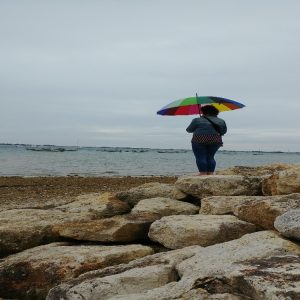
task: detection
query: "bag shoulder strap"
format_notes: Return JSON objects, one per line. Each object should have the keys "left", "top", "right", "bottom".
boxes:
{"left": 202, "top": 116, "right": 222, "bottom": 135}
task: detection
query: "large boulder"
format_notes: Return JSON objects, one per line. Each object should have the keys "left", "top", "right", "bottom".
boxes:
{"left": 178, "top": 231, "right": 300, "bottom": 276}
{"left": 200, "top": 196, "right": 250, "bottom": 215}
{"left": 262, "top": 166, "right": 300, "bottom": 195}
{"left": 58, "top": 265, "right": 177, "bottom": 300}
{"left": 148, "top": 215, "right": 256, "bottom": 249}
{"left": 47, "top": 231, "right": 300, "bottom": 300}
{"left": 201, "top": 193, "right": 300, "bottom": 218}
{"left": 55, "top": 192, "right": 130, "bottom": 217}
{"left": 178, "top": 290, "right": 242, "bottom": 299}
{"left": 234, "top": 193, "right": 300, "bottom": 229}
{"left": 47, "top": 246, "right": 202, "bottom": 300}
{"left": 175, "top": 175, "right": 262, "bottom": 199}
{"left": 0, "top": 193, "right": 130, "bottom": 256}
{"left": 179, "top": 254, "right": 300, "bottom": 300}
{"left": 0, "top": 209, "right": 88, "bottom": 256}
{"left": 115, "top": 182, "right": 175, "bottom": 207}
{"left": 177, "top": 231, "right": 300, "bottom": 300}
{"left": 53, "top": 212, "right": 161, "bottom": 243}
{"left": 131, "top": 197, "right": 199, "bottom": 217}
{"left": 107, "top": 252, "right": 300, "bottom": 300}
{"left": 274, "top": 209, "right": 300, "bottom": 241}
{"left": 0, "top": 243, "right": 153, "bottom": 300}
{"left": 217, "top": 163, "right": 299, "bottom": 177}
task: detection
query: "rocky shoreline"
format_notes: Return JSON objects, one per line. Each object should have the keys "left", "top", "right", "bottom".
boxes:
{"left": 0, "top": 164, "right": 299, "bottom": 299}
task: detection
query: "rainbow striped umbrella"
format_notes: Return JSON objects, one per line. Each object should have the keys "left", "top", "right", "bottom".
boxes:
{"left": 157, "top": 95, "right": 245, "bottom": 116}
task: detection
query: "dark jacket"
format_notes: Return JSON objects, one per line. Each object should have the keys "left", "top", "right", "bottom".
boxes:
{"left": 186, "top": 116, "right": 227, "bottom": 136}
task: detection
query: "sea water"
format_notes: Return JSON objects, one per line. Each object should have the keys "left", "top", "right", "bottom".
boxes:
{"left": 0, "top": 144, "right": 299, "bottom": 177}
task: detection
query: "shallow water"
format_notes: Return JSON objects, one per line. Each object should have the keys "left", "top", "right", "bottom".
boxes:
{"left": 0, "top": 145, "right": 299, "bottom": 176}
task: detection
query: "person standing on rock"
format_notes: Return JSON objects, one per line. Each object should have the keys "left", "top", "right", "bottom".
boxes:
{"left": 186, "top": 105, "right": 227, "bottom": 175}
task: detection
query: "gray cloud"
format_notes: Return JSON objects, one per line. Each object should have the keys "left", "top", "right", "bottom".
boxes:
{"left": 1, "top": 0, "right": 300, "bottom": 151}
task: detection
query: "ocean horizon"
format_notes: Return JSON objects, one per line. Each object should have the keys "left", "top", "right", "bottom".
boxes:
{"left": 1, "top": 144, "right": 299, "bottom": 177}
{"left": 1, "top": 143, "right": 299, "bottom": 154}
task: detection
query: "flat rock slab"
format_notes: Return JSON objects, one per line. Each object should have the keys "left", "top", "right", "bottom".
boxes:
{"left": 58, "top": 264, "right": 178, "bottom": 300}
{"left": 148, "top": 215, "right": 256, "bottom": 249}
{"left": 47, "top": 246, "right": 202, "bottom": 300}
{"left": 131, "top": 197, "right": 199, "bottom": 217}
{"left": 216, "top": 163, "right": 298, "bottom": 177}
{"left": 178, "top": 231, "right": 300, "bottom": 277}
{"left": 178, "top": 290, "right": 242, "bottom": 300}
{"left": 201, "top": 193, "right": 300, "bottom": 219}
{"left": 262, "top": 166, "right": 300, "bottom": 195}
{"left": 115, "top": 182, "right": 175, "bottom": 206}
{"left": 0, "top": 209, "right": 88, "bottom": 256}
{"left": 200, "top": 196, "right": 250, "bottom": 215}
{"left": 175, "top": 175, "right": 262, "bottom": 198}
{"left": 55, "top": 192, "right": 130, "bottom": 217}
{"left": 176, "top": 231, "right": 300, "bottom": 300}
{"left": 178, "top": 255, "right": 300, "bottom": 300}
{"left": 0, "top": 193, "right": 130, "bottom": 256}
{"left": 274, "top": 209, "right": 300, "bottom": 241}
{"left": 0, "top": 243, "right": 153, "bottom": 300}
{"left": 98, "top": 289, "right": 242, "bottom": 300}
{"left": 53, "top": 212, "right": 161, "bottom": 242}
{"left": 47, "top": 231, "right": 300, "bottom": 300}
{"left": 234, "top": 193, "right": 300, "bottom": 229}
{"left": 229, "top": 254, "right": 300, "bottom": 299}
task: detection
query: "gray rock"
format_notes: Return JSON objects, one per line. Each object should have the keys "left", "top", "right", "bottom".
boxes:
{"left": 200, "top": 194, "right": 300, "bottom": 230}
{"left": 115, "top": 182, "right": 175, "bottom": 206}
{"left": 216, "top": 163, "right": 299, "bottom": 177}
{"left": 53, "top": 212, "right": 161, "bottom": 242}
{"left": 176, "top": 231, "right": 300, "bottom": 300}
{"left": 47, "top": 231, "right": 300, "bottom": 300}
{"left": 178, "top": 290, "right": 242, "bottom": 300}
{"left": 47, "top": 246, "right": 201, "bottom": 299}
{"left": 172, "top": 188, "right": 190, "bottom": 201}
{"left": 55, "top": 192, "right": 130, "bottom": 217}
{"left": 131, "top": 197, "right": 199, "bottom": 217}
{"left": 0, "top": 243, "right": 153, "bottom": 300}
{"left": 0, "top": 209, "right": 89, "bottom": 255}
{"left": 262, "top": 165, "right": 300, "bottom": 195}
{"left": 234, "top": 193, "right": 300, "bottom": 229}
{"left": 200, "top": 196, "right": 249, "bottom": 215}
{"left": 0, "top": 193, "right": 130, "bottom": 255}
{"left": 227, "top": 254, "right": 300, "bottom": 299}
{"left": 274, "top": 209, "right": 300, "bottom": 240}
{"left": 99, "top": 289, "right": 242, "bottom": 300}
{"left": 175, "top": 175, "right": 262, "bottom": 199}
{"left": 178, "top": 231, "right": 300, "bottom": 276}
{"left": 62, "top": 265, "right": 177, "bottom": 300}
{"left": 110, "top": 234, "right": 300, "bottom": 300}
{"left": 148, "top": 215, "right": 256, "bottom": 249}
{"left": 179, "top": 254, "right": 300, "bottom": 300}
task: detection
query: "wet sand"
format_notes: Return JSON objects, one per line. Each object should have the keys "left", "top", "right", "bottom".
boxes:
{"left": 0, "top": 176, "right": 177, "bottom": 211}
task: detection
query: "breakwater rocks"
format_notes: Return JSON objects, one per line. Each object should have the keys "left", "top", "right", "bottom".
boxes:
{"left": 0, "top": 163, "right": 300, "bottom": 299}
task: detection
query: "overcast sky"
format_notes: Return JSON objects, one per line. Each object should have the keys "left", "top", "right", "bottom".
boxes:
{"left": 1, "top": 0, "right": 300, "bottom": 151}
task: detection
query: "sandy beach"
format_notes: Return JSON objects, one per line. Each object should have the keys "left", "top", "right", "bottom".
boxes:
{"left": 0, "top": 176, "right": 177, "bottom": 211}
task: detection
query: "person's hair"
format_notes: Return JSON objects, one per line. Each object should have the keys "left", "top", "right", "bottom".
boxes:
{"left": 201, "top": 105, "right": 219, "bottom": 116}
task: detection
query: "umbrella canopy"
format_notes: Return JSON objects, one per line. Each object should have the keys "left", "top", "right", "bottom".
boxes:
{"left": 157, "top": 95, "right": 245, "bottom": 116}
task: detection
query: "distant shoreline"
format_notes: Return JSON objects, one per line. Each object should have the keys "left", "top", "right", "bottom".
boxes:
{"left": 1, "top": 143, "right": 299, "bottom": 154}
